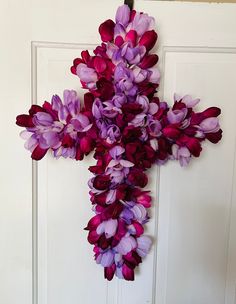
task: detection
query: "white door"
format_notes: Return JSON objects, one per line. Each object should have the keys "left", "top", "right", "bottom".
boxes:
{"left": 1, "top": 1, "right": 236, "bottom": 303}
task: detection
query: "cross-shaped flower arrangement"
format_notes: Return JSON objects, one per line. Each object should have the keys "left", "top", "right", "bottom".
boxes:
{"left": 16, "top": 5, "right": 222, "bottom": 281}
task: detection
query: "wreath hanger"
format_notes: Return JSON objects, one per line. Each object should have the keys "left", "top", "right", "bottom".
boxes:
{"left": 124, "top": 0, "right": 134, "bottom": 10}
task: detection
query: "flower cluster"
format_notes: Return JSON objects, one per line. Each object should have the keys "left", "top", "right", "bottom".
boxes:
{"left": 16, "top": 4, "right": 222, "bottom": 281}
{"left": 16, "top": 90, "right": 97, "bottom": 160}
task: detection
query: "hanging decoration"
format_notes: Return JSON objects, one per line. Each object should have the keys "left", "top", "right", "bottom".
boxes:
{"left": 16, "top": 4, "right": 222, "bottom": 281}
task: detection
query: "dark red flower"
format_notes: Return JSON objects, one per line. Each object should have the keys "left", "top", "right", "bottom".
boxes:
{"left": 122, "top": 264, "right": 134, "bottom": 281}
{"left": 104, "top": 264, "right": 116, "bottom": 281}
{"left": 125, "top": 142, "right": 155, "bottom": 169}
{"left": 203, "top": 107, "right": 221, "bottom": 118}
{"left": 91, "top": 191, "right": 108, "bottom": 206}
{"left": 28, "top": 105, "right": 45, "bottom": 115}
{"left": 122, "top": 103, "right": 143, "bottom": 115}
{"left": 137, "top": 80, "right": 158, "bottom": 98}
{"left": 206, "top": 129, "right": 223, "bottom": 144}
{"left": 89, "top": 160, "right": 106, "bottom": 174}
{"left": 84, "top": 93, "right": 94, "bottom": 111}
{"left": 191, "top": 107, "right": 221, "bottom": 125}
{"left": 97, "top": 233, "right": 111, "bottom": 249}
{"left": 93, "top": 175, "right": 111, "bottom": 190}
{"left": 31, "top": 145, "right": 48, "bottom": 160}
{"left": 16, "top": 114, "right": 34, "bottom": 128}
{"left": 156, "top": 138, "right": 171, "bottom": 161}
{"left": 87, "top": 230, "right": 100, "bottom": 244}
{"left": 178, "top": 136, "right": 202, "bottom": 157}
{"left": 95, "top": 78, "right": 115, "bottom": 100}
{"left": 102, "top": 202, "right": 124, "bottom": 220}
{"left": 122, "top": 126, "right": 142, "bottom": 143}
{"left": 139, "top": 30, "right": 158, "bottom": 52}
{"left": 75, "top": 147, "right": 84, "bottom": 161}
{"left": 139, "top": 54, "right": 159, "bottom": 69}
{"left": 124, "top": 251, "right": 142, "bottom": 269}
{"left": 61, "top": 134, "right": 74, "bottom": 148}
{"left": 127, "top": 169, "right": 148, "bottom": 188}
{"left": 99, "top": 19, "right": 115, "bottom": 42}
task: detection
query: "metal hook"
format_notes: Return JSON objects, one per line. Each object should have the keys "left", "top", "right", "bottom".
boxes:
{"left": 124, "top": 0, "right": 134, "bottom": 10}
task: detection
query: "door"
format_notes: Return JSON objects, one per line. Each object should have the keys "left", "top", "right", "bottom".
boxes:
{"left": 1, "top": 1, "right": 236, "bottom": 303}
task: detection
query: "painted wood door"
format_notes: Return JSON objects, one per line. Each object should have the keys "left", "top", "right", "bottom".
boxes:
{"left": 1, "top": 1, "right": 236, "bottom": 303}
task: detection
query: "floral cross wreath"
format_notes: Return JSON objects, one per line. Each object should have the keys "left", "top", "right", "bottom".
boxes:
{"left": 16, "top": 4, "right": 222, "bottom": 281}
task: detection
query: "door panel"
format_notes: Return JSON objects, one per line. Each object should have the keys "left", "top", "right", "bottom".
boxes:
{"left": 158, "top": 49, "right": 236, "bottom": 304}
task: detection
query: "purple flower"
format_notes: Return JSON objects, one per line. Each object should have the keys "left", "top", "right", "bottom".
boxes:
{"left": 199, "top": 117, "right": 220, "bottom": 133}
{"left": 133, "top": 67, "right": 149, "bottom": 83}
{"left": 112, "top": 94, "right": 127, "bottom": 107}
{"left": 148, "top": 67, "right": 161, "bottom": 84}
{"left": 131, "top": 204, "right": 148, "bottom": 223}
{"left": 102, "top": 101, "right": 122, "bottom": 118}
{"left": 97, "top": 250, "right": 114, "bottom": 267}
{"left": 120, "top": 207, "right": 134, "bottom": 224}
{"left": 114, "top": 63, "right": 137, "bottom": 96}
{"left": 106, "top": 43, "right": 123, "bottom": 64}
{"left": 174, "top": 94, "right": 200, "bottom": 108}
{"left": 106, "top": 125, "right": 121, "bottom": 144}
{"left": 92, "top": 98, "right": 103, "bottom": 119}
{"left": 148, "top": 120, "right": 162, "bottom": 137}
{"left": 121, "top": 44, "right": 146, "bottom": 65}
{"left": 106, "top": 146, "right": 134, "bottom": 183}
{"left": 96, "top": 219, "right": 118, "bottom": 238}
{"left": 172, "top": 144, "right": 191, "bottom": 167}
{"left": 128, "top": 12, "right": 155, "bottom": 36}
{"left": 115, "top": 236, "right": 137, "bottom": 255}
{"left": 109, "top": 145, "right": 125, "bottom": 159}
{"left": 76, "top": 63, "right": 98, "bottom": 87}
{"left": 115, "top": 5, "right": 130, "bottom": 27}
{"left": 167, "top": 107, "right": 188, "bottom": 124}
{"left": 33, "top": 112, "right": 54, "bottom": 126}
{"left": 136, "top": 236, "right": 152, "bottom": 258}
